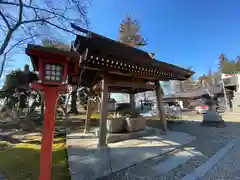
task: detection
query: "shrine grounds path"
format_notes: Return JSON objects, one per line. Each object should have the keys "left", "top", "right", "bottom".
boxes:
{"left": 1, "top": 112, "right": 240, "bottom": 179}
{"left": 102, "top": 112, "right": 240, "bottom": 180}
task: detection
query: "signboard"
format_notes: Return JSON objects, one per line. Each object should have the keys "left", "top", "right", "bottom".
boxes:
{"left": 221, "top": 73, "right": 233, "bottom": 79}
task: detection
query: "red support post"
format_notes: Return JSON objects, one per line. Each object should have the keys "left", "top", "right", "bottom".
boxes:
{"left": 26, "top": 45, "right": 73, "bottom": 180}
{"left": 38, "top": 86, "right": 59, "bottom": 180}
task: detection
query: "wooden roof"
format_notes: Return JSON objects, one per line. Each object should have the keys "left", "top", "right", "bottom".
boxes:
{"left": 163, "top": 86, "right": 230, "bottom": 100}
{"left": 72, "top": 24, "right": 194, "bottom": 83}
{"left": 26, "top": 24, "right": 195, "bottom": 94}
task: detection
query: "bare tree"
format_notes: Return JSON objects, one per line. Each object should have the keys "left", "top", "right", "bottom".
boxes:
{"left": 0, "top": 0, "right": 90, "bottom": 78}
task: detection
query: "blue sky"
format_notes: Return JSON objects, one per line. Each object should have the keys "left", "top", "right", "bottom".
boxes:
{"left": 8, "top": 0, "right": 240, "bottom": 78}
{"left": 86, "top": 0, "right": 240, "bottom": 77}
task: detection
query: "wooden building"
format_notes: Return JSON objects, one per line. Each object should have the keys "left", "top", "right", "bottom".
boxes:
{"left": 70, "top": 24, "right": 194, "bottom": 146}
{"left": 26, "top": 24, "right": 194, "bottom": 147}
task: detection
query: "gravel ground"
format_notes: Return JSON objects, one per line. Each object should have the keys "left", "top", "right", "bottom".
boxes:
{"left": 168, "top": 121, "right": 240, "bottom": 157}
{"left": 97, "top": 120, "right": 240, "bottom": 180}
{"left": 201, "top": 140, "right": 240, "bottom": 180}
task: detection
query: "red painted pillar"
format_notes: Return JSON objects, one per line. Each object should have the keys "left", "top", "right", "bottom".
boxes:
{"left": 39, "top": 87, "right": 58, "bottom": 180}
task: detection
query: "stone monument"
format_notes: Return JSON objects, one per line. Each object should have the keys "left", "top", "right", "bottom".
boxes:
{"left": 201, "top": 93, "right": 226, "bottom": 127}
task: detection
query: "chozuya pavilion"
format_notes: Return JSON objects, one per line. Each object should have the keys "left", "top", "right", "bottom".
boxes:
{"left": 27, "top": 24, "right": 194, "bottom": 147}
{"left": 70, "top": 24, "right": 194, "bottom": 146}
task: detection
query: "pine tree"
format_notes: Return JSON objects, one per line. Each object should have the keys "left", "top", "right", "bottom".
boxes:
{"left": 235, "top": 56, "right": 240, "bottom": 72}
{"left": 218, "top": 53, "right": 227, "bottom": 73}
{"left": 119, "top": 16, "right": 147, "bottom": 47}
{"left": 208, "top": 68, "right": 214, "bottom": 85}
{"left": 237, "top": 56, "right": 240, "bottom": 65}
{"left": 218, "top": 53, "right": 237, "bottom": 74}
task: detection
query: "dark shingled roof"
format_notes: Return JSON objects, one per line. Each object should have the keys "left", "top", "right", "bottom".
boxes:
{"left": 163, "top": 86, "right": 230, "bottom": 100}
{"left": 71, "top": 24, "right": 194, "bottom": 82}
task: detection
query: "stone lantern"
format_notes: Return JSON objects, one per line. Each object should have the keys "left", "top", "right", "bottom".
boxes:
{"left": 26, "top": 44, "right": 78, "bottom": 180}
{"left": 201, "top": 93, "right": 226, "bottom": 127}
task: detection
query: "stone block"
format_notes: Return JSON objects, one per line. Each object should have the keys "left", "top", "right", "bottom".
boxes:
{"left": 106, "top": 127, "right": 154, "bottom": 144}
{"left": 107, "top": 118, "right": 126, "bottom": 133}
{"left": 126, "top": 116, "right": 146, "bottom": 133}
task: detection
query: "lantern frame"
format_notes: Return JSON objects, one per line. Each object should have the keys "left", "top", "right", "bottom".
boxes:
{"left": 38, "top": 58, "right": 68, "bottom": 85}
{"left": 26, "top": 44, "right": 79, "bottom": 86}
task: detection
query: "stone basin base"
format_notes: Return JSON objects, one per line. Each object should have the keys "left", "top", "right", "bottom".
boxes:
{"left": 201, "top": 110, "right": 227, "bottom": 128}
{"left": 106, "top": 127, "right": 154, "bottom": 144}
{"left": 107, "top": 116, "right": 147, "bottom": 134}
{"left": 200, "top": 120, "right": 227, "bottom": 128}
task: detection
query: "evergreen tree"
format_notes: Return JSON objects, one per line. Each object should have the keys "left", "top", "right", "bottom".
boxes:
{"left": 237, "top": 56, "right": 240, "bottom": 65}
{"left": 119, "top": 16, "right": 147, "bottom": 47}
{"left": 218, "top": 53, "right": 227, "bottom": 73}
{"left": 218, "top": 53, "right": 237, "bottom": 74}
{"left": 235, "top": 56, "right": 240, "bottom": 72}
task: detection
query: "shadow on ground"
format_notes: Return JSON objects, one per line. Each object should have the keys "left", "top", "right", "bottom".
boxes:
{"left": 67, "top": 131, "right": 195, "bottom": 180}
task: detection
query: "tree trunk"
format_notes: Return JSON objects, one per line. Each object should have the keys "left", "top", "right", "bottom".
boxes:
{"left": 69, "top": 87, "right": 79, "bottom": 114}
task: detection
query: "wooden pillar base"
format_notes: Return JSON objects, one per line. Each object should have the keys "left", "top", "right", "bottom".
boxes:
{"left": 99, "top": 75, "right": 109, "bottom": 147}
{"left": 84, "top": 97, "right": 94, "bottom": 133}
{"left": 129, "top": 94, "right": 136, "bottom": 114}
{"left": 155, "top": 81, "right": 167, "bottom": 132}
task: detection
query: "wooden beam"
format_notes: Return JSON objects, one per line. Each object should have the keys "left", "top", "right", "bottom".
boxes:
{"left": 108, "top": 80, "right": 155, "bottom": 89}
{"left": 129, "top": 94, "right": 136, "bottom": 113}
{"left": 83, "top": 66, "right": 183, "bottom": 81}
{"left": 155, "top": 81, "right": 167, "bottom": 132}
{"left": 91, "top": 75, "right": 155, "bottom": 93}
{"left": 98, "top": 75, "right": 109, "bottom": 147}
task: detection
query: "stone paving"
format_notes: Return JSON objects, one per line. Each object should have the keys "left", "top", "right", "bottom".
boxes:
{"left": 104, "top": 152, "right": 207, "bottom": 180}
{"left": 201, "top": 139, "right": 240, "bottom": 180}
{"left": 66, "top": 128, "right": 195, "bottom": 180}
{"left": 100, "top": 119, "right": 240, "bottom": 180}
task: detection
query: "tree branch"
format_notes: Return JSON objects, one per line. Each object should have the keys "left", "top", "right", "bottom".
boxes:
{"left": 0, "top": 34, "right": 41, "bottom": 78}
{"left": 0, "top": 11, "right": 11, "bottom": 29}
{"left": 0, "top": 28, "right": 15, "bottom": 56}
{"left": 0, "top": 0, "right": 24, "bottom": 56}
{"left": 6, "top": 34, "right": 41, "bottom": 55}
{"left": 17, "top": 0, "right": 23, "bottom": 25}
{"left": 0, "top": 53, "right": 7, "bottom": 79}
{"left": 43, "top": 20, "right": 77, "bottom": 35}
{"left": 21, "top": 18, "right": 45, "bottom": 25}
{"left": 0, "top": 1, "right": 80, "bottom": 23}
